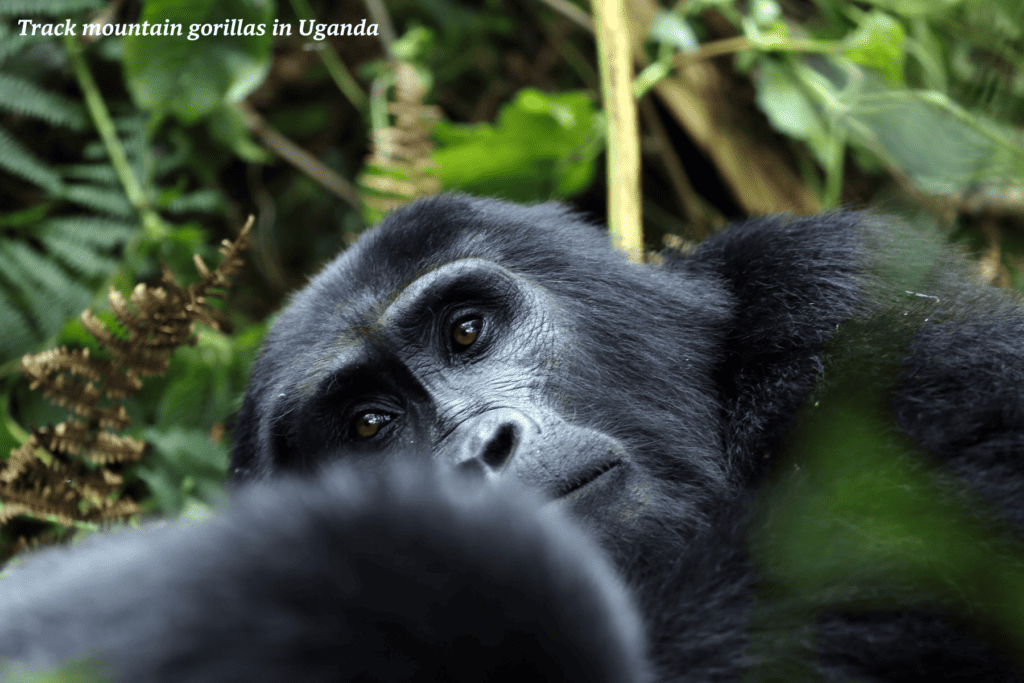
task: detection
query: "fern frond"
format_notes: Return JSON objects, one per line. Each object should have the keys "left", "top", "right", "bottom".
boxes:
{"left": 0, "top": 216, "right": 129, "bottom": 359}
{"left": 0, "top": 289, "right": 36, "bottom": 361}
{"left": 164, "top": 189, "right": 225, "bottom": 214}
{"left": 0, "top": 246, "right": 71, "bottom": 346}
{"left": 0, "top": 26, "right": 32, "bottom": 65}
{"left": 0, "top": 73, "right": 88, "bottom": 130}
{"left": 0, "top": 0, "right": 103, "bottom": 18}
{"left": 0, "top": 440, "right": 140, "bottom": 526}
{"left": 6, "top": 241, "right": 90, "bottom": 321}
{"left": 36, "top": 217, "right": 133, "bottom": 281}
{"left": 0, "top": 125, "right": 63, "bottom": 193}
{"left": 59, "top": 183, "right": 134, "bottom": 217}
{"left": 1, "top": 219, "right": 252, "bottom": 528}
{"left": 37, "top": 216, "right": 135, "bottom": 247}
{"left": 360, "top": 61, "right": 440, "bottom": 224}
{"left": 58, "top": 162, "right": 119, "bottom": 184}
{"left": 42, "top": 235, "right": 119, "bottom": 279}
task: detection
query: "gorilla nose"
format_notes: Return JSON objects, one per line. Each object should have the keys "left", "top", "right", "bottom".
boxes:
{"left": 444, "top": 408, "right": 539, "bottom": 479}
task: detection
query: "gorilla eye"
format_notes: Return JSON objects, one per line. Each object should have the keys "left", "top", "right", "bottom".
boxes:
{"left": 451, "top": 316, "right": 482, "bottom": 351}
{"left": 353, "top": 412, "right": 392, "bottom": 439}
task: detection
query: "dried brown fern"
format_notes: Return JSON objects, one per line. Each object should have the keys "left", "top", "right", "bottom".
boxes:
{"left": 0, "top": 218, "right": 253, "bottom": 527}
{"left": 360, "top": 61, "right": 441, "bottom": 223}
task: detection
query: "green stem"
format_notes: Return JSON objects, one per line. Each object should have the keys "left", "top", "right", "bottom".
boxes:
{"left": 289, "top": 0, "right": 369, "bottom": 113}
{"left": 64, "top": 34, "right": 166, "bottom": 293}
{"left": 63, "top": 35, "right": 148, "bottom": 215}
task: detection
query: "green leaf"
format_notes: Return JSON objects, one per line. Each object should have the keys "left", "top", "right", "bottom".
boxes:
{"left": 0, "top": 244, "right": 73, "bottom": 356}
{"left": 59, "top": 183, "right": 134, "bottom": 217}
{"left": 0, "top": 215, "right": 131, "bottom": 360}
{"left": 0, "top": 287, "right": 37, "bottom": 362}
{"left": 163, "top": 188, "right": 227, "bottom": 214}
{"left": 5, "top": 241, "right": 90, "bottom": 321}
{"left": 122, "top": 0, "right": 274, "bottom": 123}
{"left": 835, "top": 71, "right": 1024, "bottom": 194}
{"left": 42, "top": 234, "right": 120, "bottom": 278}
{"left": 842, "top": 12, "right": 906, "bottom": 87}
{"left": 58, "top": 163, "right": 119, "bottom": 184}
{"left": 0, "top": 73, "right": 88, "bottom": 129}
{"left": 207, "top": 104, "right": 273, "bottom": 164}
{"left": 37, "top": 216, "right": 133, "bottom": 278}
{"left": 0, "top": 0, "right": 102, "bottom": 17}
{"left": 0, "top": 205, "right": 50, "bottom": 230}
{"left": 389, "top": 25, "right": 434, "bottom": 62}
{"left": 137, "top": 427, "right": 230, "bottom": 515}
{"left": 0, "top": 124, "right": 63, "bottom": 193}
{"left": 755, "top": 60, "right": 829, "bottom": 159}
{"left": 750, "top": 0, "right": 782, "bottom": 27}
{"left": 856, "top": 0, "right": 964, "bottom": 19}
{"left": 37, "top": 216, "right": 135, "bottom": 247}
{"left": 0, "top": 25, "right": 34, "bottom": 65}
{"left": 433, "top": 89, "right": 602, "bottom": 201}
{"left": 649, "top": 11, "right": 699, "bottom": 53}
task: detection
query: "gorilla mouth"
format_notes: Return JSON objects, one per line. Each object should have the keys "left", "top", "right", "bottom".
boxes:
{"left": 557, "top": 460, "right": 622, "bottom": 498}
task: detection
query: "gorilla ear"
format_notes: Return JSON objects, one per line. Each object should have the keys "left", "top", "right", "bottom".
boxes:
{"left": 229, "top": 388, "right": 261, "bottom": 480}
{"left": 230, "top": 371, "right": 285, "bottom": 482}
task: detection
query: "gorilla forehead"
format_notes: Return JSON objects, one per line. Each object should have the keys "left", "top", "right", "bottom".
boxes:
{"left": 308, "top": 194, "right": 612, "bottom": 306}
{"left": 260, "top": 195, "right": 611, "bottom": 389}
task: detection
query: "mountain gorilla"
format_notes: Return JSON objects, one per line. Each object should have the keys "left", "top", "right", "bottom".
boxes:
{"left": 2, "top": 194, "right": 1023, "bottom": 681}
{"left": 231, "top": 194, "right": 1024, "bottom": 680}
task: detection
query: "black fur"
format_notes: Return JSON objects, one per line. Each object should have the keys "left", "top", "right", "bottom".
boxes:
{"left": 0, "top": 463, "right": 647, "bottom": 682}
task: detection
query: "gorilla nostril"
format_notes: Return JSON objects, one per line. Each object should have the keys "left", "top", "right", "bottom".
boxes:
{"left": 481, "top": 423, "right": 518, "bottom": 469}
{"left": 442, "top": 409, "right": 536, "bottom": 475}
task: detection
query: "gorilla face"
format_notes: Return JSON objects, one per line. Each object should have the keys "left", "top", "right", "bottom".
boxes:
{"left": 233, "top": 195, "right": 733, "bottom": 544}
{"left": 289, "top": 256, "right": 635, "bottom": 520}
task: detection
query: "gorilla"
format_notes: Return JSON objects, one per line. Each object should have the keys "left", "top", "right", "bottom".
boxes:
{"left": 0, "top": 462, "right": 647, "bottom": 682}
{"left": 2, "top": 193, "right": 1023, "bottom": 681}
{"left": 230, "top": 195, "right": 1024, "bottom": 680}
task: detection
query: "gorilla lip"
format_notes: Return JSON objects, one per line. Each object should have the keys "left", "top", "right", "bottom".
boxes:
{"left": 557, "top": 460, "right": 622, "bottom": 499}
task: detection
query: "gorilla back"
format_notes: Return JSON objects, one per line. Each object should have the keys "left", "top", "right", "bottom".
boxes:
{"left": 232, "top": 194, "right": 1024, "bottom": 680}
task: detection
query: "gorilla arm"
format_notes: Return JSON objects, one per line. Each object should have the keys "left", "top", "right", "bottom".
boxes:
{"left": 0, "top": 463, "right": 648, "bottom": 683}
